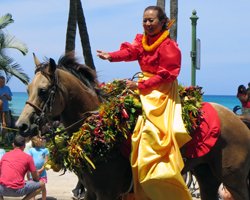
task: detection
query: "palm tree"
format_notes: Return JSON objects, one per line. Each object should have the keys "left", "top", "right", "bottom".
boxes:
{"left": 76, "top": 0, "right": 95, "bottom": 70}
{"left": 0, "top": 13, "right": 29, "bottom": 85}
{"left": 157, "top": 0, "right": 165, "bottom": 10}
{"left": 65, "top": 0, "right": 77, "bottom": 54}
{"left": 65, "top": 0, "right": 95, "bottom": 70}
{"left": 157, "top": 0, "right": 178, "bottom": 41}
{"left": 170, "top": 0, "right": 178, "bottom": 41}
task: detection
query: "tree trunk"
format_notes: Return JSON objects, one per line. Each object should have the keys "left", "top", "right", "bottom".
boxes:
{"left": 65, "top": 0, "right": 77, "bottom": 54}
{"left": 170, "top": 0, "right": 178, "bottom": 41}
{"left": 76, "top": 0, "right": 95, "bottom": 70}
{"left": 156, "top": 0, "right": 165, "bottom": 10}
{"left": 156, "top": 0, "right": 178, "bottom": 41}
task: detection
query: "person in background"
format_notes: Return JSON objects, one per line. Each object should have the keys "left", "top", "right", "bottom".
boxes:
{"left": 218, "top": 184, "right": 235, "bottom": 200}
{"left": 0, "top": 135, "right": 44, "bottom": 200}
{"left": 27, "top": 136, "right": 49, "bottom": 200}
{"left": 236, "top": 84, "right": 250, "bottom": 115}
{"left": 0, "top": 76, "right": 12, "bottom": 145}
{"left": 0, "top": 149, "right": 5, "bottom": 160}
{"left": 97, "top": 5, "right": 192, "bottom": 200}
{"left": 0, "top": 100, "right": 3, "bottom": 125}
{"left": 246, "top": 82, "right": 250, "bottom": 98}
{"left": 0, "top": 100, "right": 3, "bottom": 144}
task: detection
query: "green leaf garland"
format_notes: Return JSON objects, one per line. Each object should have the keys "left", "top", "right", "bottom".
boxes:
{"left": 46, "top": 80, "right": 203, "bottom": 173}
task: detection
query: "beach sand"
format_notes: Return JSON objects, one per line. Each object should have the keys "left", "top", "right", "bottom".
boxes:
{"left": 3, "top": 170, "right": 201, "bottom": 200}
{"left": 4, "top": 170, "right": 78, "bottom": 200}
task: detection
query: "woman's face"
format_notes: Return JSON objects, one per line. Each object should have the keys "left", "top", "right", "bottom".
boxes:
{"left": 143, "top": 9, "right": 163, "bottom": 36}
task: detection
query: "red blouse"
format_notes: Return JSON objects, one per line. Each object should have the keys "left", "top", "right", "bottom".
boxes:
{"left": 109, "top": 33, "right": 181, "bottom": 90}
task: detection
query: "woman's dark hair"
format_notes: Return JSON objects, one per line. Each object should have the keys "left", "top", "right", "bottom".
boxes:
{"left": 144, "top": 6, "right": 169, "bottom": 30}
{"left": 238, "top": 84, "right": 247, "bottom": 94}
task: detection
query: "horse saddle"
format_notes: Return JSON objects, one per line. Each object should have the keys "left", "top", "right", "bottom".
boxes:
{"left": 184, "top": 102, "right": 221, "bottom": 158}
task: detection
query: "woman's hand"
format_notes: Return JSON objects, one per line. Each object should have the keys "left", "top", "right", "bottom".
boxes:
{"left": 97, "top": 50, "right": 112, "bottom": 61}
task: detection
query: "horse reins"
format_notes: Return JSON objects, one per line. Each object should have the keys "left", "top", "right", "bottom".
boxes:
{"left": 25, "top": 65, "right": 59, "bottom": 126}
{"left": 25, "top": 65, "right": 99, "bottom": 137}
{"left": 26, "top": 69, "right": 144, "bottom": 138}
{"left": 25, "top": 101, "right": 43, "bottom": 114}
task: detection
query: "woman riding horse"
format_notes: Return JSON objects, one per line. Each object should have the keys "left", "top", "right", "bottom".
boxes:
{"left": 97, "top": 5, "right": 192, "bottom": 200}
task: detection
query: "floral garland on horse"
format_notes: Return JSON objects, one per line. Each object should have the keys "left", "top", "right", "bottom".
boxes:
{"left": 45, "top": 80, "right": 203, "bottom": 173}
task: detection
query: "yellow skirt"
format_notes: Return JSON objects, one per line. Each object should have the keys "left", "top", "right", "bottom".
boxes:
{"left": 130, "top": 74, "right": 192, "bottom": 200}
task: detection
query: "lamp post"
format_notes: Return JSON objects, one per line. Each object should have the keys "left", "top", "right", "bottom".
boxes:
{"left": 190, "top": 10, "right": 199, "bottom": 86}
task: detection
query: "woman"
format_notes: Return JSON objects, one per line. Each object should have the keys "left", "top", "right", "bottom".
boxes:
{"left": 27, "top": 136, "right": 49, "bottom": 200}
{"left": 97, "top": 6, "right": 192, "bottom": 200}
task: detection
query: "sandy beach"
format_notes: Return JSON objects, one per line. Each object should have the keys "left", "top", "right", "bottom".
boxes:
{"left": 4, "top": 170, "right": 78, "bottom": 200}
{"left": 3, "top": 169, "right": 201, "bottom": 200}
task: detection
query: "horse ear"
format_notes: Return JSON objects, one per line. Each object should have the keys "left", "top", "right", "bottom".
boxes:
{"left": 49, "top": 58, "right": 57, "bottom": 73}
{"left": 33, "top": 53, "right": 40, "bottom": 67}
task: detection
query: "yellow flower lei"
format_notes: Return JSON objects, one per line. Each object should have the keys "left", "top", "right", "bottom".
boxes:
{"left": 142, "top": 30, "right": 170, "bottom": 52}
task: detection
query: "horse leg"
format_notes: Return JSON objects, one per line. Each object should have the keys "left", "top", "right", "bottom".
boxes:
{"left": 84, "top": 190, "right": 121, "bottom": 200}
{"left": 218, "top": 140, "right": 250, "bottom": 200}
{"left": 84, "top": 190, "right": 96, "bottom": 200}
{"left": 249, "top": 172, "right": 250, "bottom": 198}
{"left": 215, "top": 157, "right": 250, "bottom": 200}
{"left": 193, "top": 164, "right": 220, "bottom": 200}
{"left": 209, "top": 103, "right": 250, "bottom": 200}
{"left": 84, "top": 194, "right": 95, "bottom": 200}
{"left": 95, "top": 193, "right": 120, "bottom": 200}
{"left": 225, "top": 183, "right": 249, "bottom": 200}
{"left": 222, "top": 172, "right": 249, "bottom": 200}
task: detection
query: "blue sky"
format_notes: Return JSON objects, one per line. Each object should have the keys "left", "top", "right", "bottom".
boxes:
{"left": 1, "top": 0, "right": 250, "bottom": 95}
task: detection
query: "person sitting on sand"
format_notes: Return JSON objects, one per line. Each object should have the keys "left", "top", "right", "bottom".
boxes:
{"left": 0, "top": 135, "right": 45, "bottom": 200}
{"left": 27, "top": 136, "right": 49, "bottom": 200}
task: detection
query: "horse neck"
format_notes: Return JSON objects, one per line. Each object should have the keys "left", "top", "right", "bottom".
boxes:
{"left": 57, "top": 70, "right": 100, "bottom": 133}
{"left": 61, "top": 93, "right": 99, "bottom": 133}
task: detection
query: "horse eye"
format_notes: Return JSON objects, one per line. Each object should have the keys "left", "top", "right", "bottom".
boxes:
{"left": 38, "top": 88, "right": 49, "bottom": 100}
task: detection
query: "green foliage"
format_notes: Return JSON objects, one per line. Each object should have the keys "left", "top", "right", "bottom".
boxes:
{"left": 46, "top": 81, "right": 204, "bottom": 173}
{"left": 46, "top": 80, "right": 142, "bottom": 172}
{"left": 0, "top": 13, "right": 29, "bottom": 84}
{"left": 178, "top": 85, "right": 203, "bottom": 133}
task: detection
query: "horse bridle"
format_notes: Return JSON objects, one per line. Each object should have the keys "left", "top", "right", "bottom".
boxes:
{"left": 25, "top": 65, "right": 59, "bottom": 128}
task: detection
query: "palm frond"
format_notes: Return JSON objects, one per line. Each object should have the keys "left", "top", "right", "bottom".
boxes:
{"left": 0, "top": 14, "right": 14, "bottom": 29}
{"left": 0, "top": 13, "right": 29, "bottom": 85}
{"left": 1, "top": 35, "right": 28, "bottom": 55}
{"left": 0, "top": 55, "right": 29, "bottom": 84}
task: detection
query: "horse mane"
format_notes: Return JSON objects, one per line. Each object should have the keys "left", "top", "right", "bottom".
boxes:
{"left": 57, "top": 53, "right": 98, "bottom": 90}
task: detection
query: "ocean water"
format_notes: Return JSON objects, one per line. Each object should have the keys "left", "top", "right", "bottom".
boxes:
{"left": 10, "top": 92, "right": 241, "bottom": 116}
{"left": 203, "top": 95, "right": 240, "bottom": 111}
{"left": 10, "top": 92, "right": 28, "bottom": 116}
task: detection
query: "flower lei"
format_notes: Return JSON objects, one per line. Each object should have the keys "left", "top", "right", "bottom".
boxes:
{"left": 45, "top": 80, "right": 204, "bottom": 173}
{"left": 142, "top": 30, "right": 169, "bottom": 52}
{"left": 178, "top": 85, "right": 204, "bottom": 133}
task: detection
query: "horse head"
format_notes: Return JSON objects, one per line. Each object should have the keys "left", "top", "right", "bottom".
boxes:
{"left": 15, "top": 54, "right": 61, "bottom": 137}
{"left": 16, "top": 53, "right": 100, "bottom": 137}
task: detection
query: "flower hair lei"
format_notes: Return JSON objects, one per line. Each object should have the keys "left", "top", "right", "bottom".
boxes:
{"left": 142, "top": 30, "right": 170, "bottom": 52}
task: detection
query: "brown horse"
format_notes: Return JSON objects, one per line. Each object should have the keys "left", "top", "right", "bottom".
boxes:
{"left": 16, "top": 53, "right": 250, "bottom": 200}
